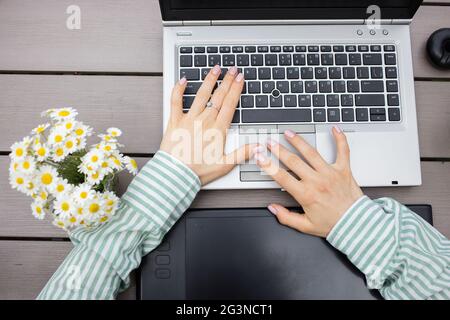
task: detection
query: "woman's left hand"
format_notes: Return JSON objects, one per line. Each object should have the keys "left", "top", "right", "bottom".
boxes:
{"left": 160, "top": 65, "right": 256, "bottom": 185}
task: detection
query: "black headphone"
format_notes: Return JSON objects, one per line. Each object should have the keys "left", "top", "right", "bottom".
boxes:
{"left": 427, "top": 28, "right": 450, "bottom": 69}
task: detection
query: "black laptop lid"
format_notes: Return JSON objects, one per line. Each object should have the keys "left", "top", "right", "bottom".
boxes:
{"left": 140, "top": 205, "right": 432, "bottom": 300}
{"left": 159, "top": 0, "right": 423, "bottom": 21}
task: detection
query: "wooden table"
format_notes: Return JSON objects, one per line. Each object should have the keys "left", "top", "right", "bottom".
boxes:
{"left": 1, "top": 0, "right": 449, "bottom": 300}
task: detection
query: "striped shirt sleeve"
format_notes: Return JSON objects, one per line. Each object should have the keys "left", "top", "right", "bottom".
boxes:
{"left": 37, "top": 151, "right": 201, "bottom": 299}
{"left": 327, "top": 195, "right": 450, "bottom": 300}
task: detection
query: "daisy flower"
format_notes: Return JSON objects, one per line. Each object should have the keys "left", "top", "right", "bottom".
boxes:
{"left": 103, "top": 191, "right": 119, "bottom": 214}
{"left": 73, "top": 184, "right": 95, "bottom": 203}
{"left": 9, "top": 172, "right": 28, "bottom": 193}
{"left": 63, "top": 135, "right": 77, "bottom": 154}
{"left": 73, "top": 123, "right": 92, "bottom": 139}
{"left": 52, "top": 145, "right": 68, "bottom": 162}
{"left": 123, "top": 156, "right": 138, "bottom": 175}
{"left": 86, "top": 196, "right": 105, "bottom": 218}
{"left": 107, "top": 153, "right": 124, "bottom": 170}
{"left": 86, "top": 169, "right": 105, "bottom": 185}
{"left": 10, "top": 141, "right": 28, "bottom": 160}
{"left": 97, "top": 141, "right": 117, "bottom": 154}
{"left": 23, "top": 176, "right": 39, "bottom": 197}
{"left": 17, "top": 156, "right": 36, "bottom": 175}
{"left": 107, "top": 127, "right": 122, "bottom": 138}
{"left": 61, "top": 119, "right": 77, "bottom": 133}
{"left": 53, "top": 217, "right": 69, "bottom": 230}
{"left": 31, "top": 123, "right": 50, "bottom": 135}
{"left": 83, "top": 149, "right": 104, "bottom": 169}
{"left": 51, "top": 178, "right": 72, "bottom": 196}
{"left": 37, "top": 165, "right": 58, "bottom": 190}
{"left": 33, "top": 143, "right": 50, "bottom": 161}
{"left": 31, "top": 200, "right": 47, "bottom": 220}
{"left": 49, "top": 107, "right": 78, "bottom": 121}
{"left": 98, "top": 134, "right": 117, "bottom": 143}
{"left": 54, "top": 194, "right": 74, "bottom": 218}
{"left": 34, "top": 189, "right": 49, "bottom": 202}
{"left": 47, "top": 127, "right": 67, "bottom": 146}
{"left": 9, "top": 160, "right": 20, "bottom": 174}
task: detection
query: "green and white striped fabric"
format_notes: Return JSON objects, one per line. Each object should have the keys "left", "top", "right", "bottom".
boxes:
{"left": 38, "top": 152, "right": 450, "bottom": 300}
{"left": 37, "top": 151, "right": 201, "bottom": 299}
{"left": 327, "top": 196, "right": 450, "bottom": 300}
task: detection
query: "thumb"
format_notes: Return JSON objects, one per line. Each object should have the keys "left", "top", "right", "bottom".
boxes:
{"left": 268, "top": 204, "right": 314, "bottom": 234}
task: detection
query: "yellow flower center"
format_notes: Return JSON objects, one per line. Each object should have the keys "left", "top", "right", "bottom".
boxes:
{"left": 23, "top": 161, "right": 30, "bottom": 169}
{"left": 57, "top": 221, "right": 65, "bottom": 227}
{"left": 40, "top": 191, "right": 47, "bottom": 200}
{"left": 114, "top": 158, "right": 121, "bottom": 166}
{"left": 65, "top": 141, "right": 74, "bottom": 149}
{"left": 77, "top": 208, "right": 83, "bottom": 215}
{"left": 65, "top": 123, "right": 73, "bottom": 130}
{"left": 15, "top": 148, "right": 23, "bottom": 157}
{"left": 92, "top": 172, "right": 99, "bottom": 179}
{"left": 16, "top": 177, "right": 24, "bottom": 185}
{"left": 130, "top": 159, "right": 137, "bottom": 169}
{"left": 91, "top": 155, "right": 99, "bottom": 162}
{"left": 80, "top": 191, "right": 87, "bottom": 199}
{"left": 36, "top": 206, "right": 42, "bottom": 214}
{"left": 13, "top": 163, "right": 18, "bottom": 171}
{"left": 101, "top": 161, "right": 108, "bottom": 168}
{"left": 69, "top": 216, "right": 77, "bottom": 223}
{"left": 56, "top": 148, "right": 64, "bottom": 156}
{"left": 37, "top": 147, "right": 46, "bottom": 157}
{"left": 58, "top": 110, "right": 70, "bottom": 117}
{"left": 75, "top": 128, "right": 84, "bottom": 136}
{"left": 104, "top": 136, "right": 111, "bottom": 141}
{"left": 37, "top": 127, "right": 45, "bottom": 133}
{"left": 107, "top": 199, "right": 114, "bottom": 206}
{"left": 56, "top": 184, "right": 65, "bottom": 192}
{"left": 27, "top": 182, "right": 34, "bottom": 190}
{"left": 89, "top": 203, "right": 100, "bottom": 214}
{"left": 55, "top": 135, "right": 63, "bottom": 143}
{"left": 41, "top": 173, "right": 53, "bottom": 185}
{"left": 100, "top": 216, "right": 108, "bottom": 222}
{"left": 105, "top": 145, "right": 112, "bottom": 151}
{"left": 61, "top": 202, "right": 70, "bottom": 211}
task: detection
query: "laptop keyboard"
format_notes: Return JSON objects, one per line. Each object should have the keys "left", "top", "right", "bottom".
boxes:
{"left": 179, "top": 44, "right": 401, "bottom": 124}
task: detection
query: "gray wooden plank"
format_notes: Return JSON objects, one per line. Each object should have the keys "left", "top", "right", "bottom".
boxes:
{"left": 1, "top": 156, "right": 450, "bottom": 239}
{"left": 1, "top": 75, "right": 449, "bottom": 158}
{"left": 0, "top": 0, "right": 162, "bottom": 73}
{"left": 0, "top": 2, "right": 449, "bottom": 79}
{"left": 0, "top": 74, "right": 163, "bottom": 154}
{"left": 0, "top": 240, "right": 135, "bottom": 299}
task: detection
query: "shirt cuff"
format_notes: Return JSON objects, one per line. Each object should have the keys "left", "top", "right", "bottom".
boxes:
{"left": 121, "top": 150, "right": 201, "bottom": 233}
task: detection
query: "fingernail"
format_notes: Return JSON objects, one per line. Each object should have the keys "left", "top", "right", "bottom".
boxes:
{"left": 228, "top": 66, "right": 237, "bottom": 76}
{"left": 284, "top": 129, "right": 295, "bottom": 138}
{"left": 254, "top": 152, "right": 267, "bottom": 163}
{"left": 334, "top": 125, "right": 342, "bottom": 133}
{"left": 235, "top": 73, "right": 244, "bottom": 82}
{"left": 178, "top": 77, "right": 187, "bottom": 85}
{"left": 252, "top": 145, "right": 265, "bottom": 154}
{"left": 212, "top": 65, "right": 221, "bottom": 75}
{"left": 268, "top": 205, "right": 278, "bottom": 216}
{"left": 267, "top": 138, "right": 277, "bottom": 148}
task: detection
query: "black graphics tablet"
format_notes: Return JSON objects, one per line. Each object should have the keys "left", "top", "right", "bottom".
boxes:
{"left": 139, "top": 205, "right": 432, "bottom": 300}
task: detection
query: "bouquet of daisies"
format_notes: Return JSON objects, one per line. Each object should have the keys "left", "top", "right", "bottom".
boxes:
{"left": 8, "top": 107, "right": 138, "bottom": 232}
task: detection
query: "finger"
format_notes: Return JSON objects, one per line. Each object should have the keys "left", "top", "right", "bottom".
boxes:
{"left": 189, "top": 65, "right": 221, "bottom": 116}
{"left": 266, "top": 138, "right": 315, "bottom": 180}
{"left": 216, "top": 72, "right": 245, "bottom": 126}
{"left": 204, "top": 66, "right": 238, "bottom": 119}
{"left": 284, "top": 129, "right": 329, "bottom": 172}
{"left": 170, "top": 77, "right": 187, "bottom": 123}
{"left": 254, "top": 150, "right": 300, "bottom": 194}
{"left": 332, "top": 126, "right": 350, "bottom": 169}
{"left": 267, "top": 204, "right": 315, "bottom": 235}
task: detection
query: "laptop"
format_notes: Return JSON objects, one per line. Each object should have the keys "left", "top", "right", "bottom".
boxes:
{"left": 159, "top": 0, "right": 422, "bottom": 189}
{"left": 139, "top": 204, "right": 433, "bottom": 300}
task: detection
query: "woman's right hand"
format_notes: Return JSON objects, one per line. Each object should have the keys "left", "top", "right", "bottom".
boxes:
{"left": 254, "top": 127, "right": 364, "bottom": 238}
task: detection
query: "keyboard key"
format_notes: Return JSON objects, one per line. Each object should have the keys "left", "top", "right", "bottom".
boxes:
{"left": 358, "top": 45, "right": 369, "bottom": 52}
{"left": 384, "top": 45, "right": 396, "bottom": 52}
{"left": 347, "top": 81, "right": 360, "bottom": 93}
{"left": 319, "top": 81, "right": 332, "bottom": 93}
{"left": 327, "top": 94, "right": 340, "bottom": 107}
{"left": 385, "top": 67, "right": 397, "bottom": 78}
{"left": 180, "top": 47, "right": 192, "bottom": 54}
{"left": 232, "top": 110, "right": 240, "bottom": 123}
{"left": 321, "top": 54, "right": 334, "bottom": 65}
{"left": 287, "top": 67, "right": 300, "bottom": 79}
{"left": 370, "top": 113, "right": 386, "bottom": 121}
{"left": 219, "top": 68, "right": 228, "bottom": 80}
{"left": 371, "top": 67, "right": 383, "bottom": 79}
{"left": 388, "top": 108, "right": 401, "bottom": 121}
{"left": 386, "top": 80, "right": 398, "bottom": 92}
{"left": 251, "top": 54, "right": 263, "bottom": 66}
{"left": 321, "top": 45, "right": 332, "bottom": 52}
{"left": 180, "top": 55, "right": 192, "bottom": 67}
{"left": 341, "top": 94, "right": 354, "bottom": 106}
{"left": 279, "top": 54, "right": 292, "bottom": 65}
{"left": 370, "top": 45, "right": 381, "bottom": 52}
{"left": 185, "top": 82, "right": 202, "bottom": 94}
{"left": 356, "top": 108, "right": 369, "bottom": 121}
{"left": 301, "top": 67, "right": 314, "bottom": 79}
{"left": 313, "top": 109, "right": 326, "bottom": 122}
{"left": 291, "top": 81, "right": 303, "bottom": 93}
{"left": 384, "top": 53, "right": 397, "bottom": 65}
{"left": 223, "top": 54, "right": 235, "bottom": 66}
{"left": 248, "top": 81, "right": 261, "bottom": 94}
{"left": 333, "top": 81, "right": 346, "bottom": 93}
{"left": 270, "top": 46, "right": 281, "bottom": 52}
{"left": 208, "top": 55, "right": 221, "bottom": 66}
{"left": 276, "top": 81, "right": 289, "bottom": 93}
{"left": 242, "top": 109, "right": 312, "bottom": 123}
{"left": 363, "top": 53, "right": 382, "bottom": 65}
{"left": 335, "top": 54, "right": 348, "bottom": 65}
{"left": 307, "top": 54, "right": 320, "bottom": 65}
{"left": 257, "top": 46, "right": 269, "bottom": 52}
{"left": 262, "top": 81, "right": 275, "bottom": 93}
{"left": 295, "top": 45, "right": 307, "bottom": 52}
{"left": 357, "top": 67, "right": 369, "bottom": 79}
{"left": 349, "top": 53, "right": 362, "bottom": 65}
{"left": 343, "top": 67, "right": 356, "bottom": 79}
{"left": 329, "top": 67, "right": 342, "bottom": 79}
{"left": 333, "top": 45, "right": 344, "bottom": 52}
{"left": 244, "top": 68, "right": 257, "bottom": 80}
{"left": 237, "top": 54, "right": 249, "bottom": 66}
{"left": 315, "top": 67, "right": 327, "bottom": 79}
{"left": 180, "top": 69, "right": 200, "bottom": 80}
{"left": 305, "top": 81, "right": 318, "bottom": 93}
{"left": 201, "top": 68, "right": 210, "bottom": 80}
{"left": 245, "top": 46, "right": 256, "bottom": 53}
{"left": 387, "top": 94, "right": 399, "bottom": 106}
{"left": 220, "top": 46, "right": 231, "bottom": 53}
{"left": 313, "top": 95, "right": 325, "bottom": 107}
{"left": 270, "top": 95, "right": 282, "bottom": 107}
{"left": 273, "top": 68, "right": 285, "bottom": 79}
{"left": 342, "top": 108, "right": 355, "bottom": 122}
{"left": 346, "top": 45, "right": 356, "bottom": 52}
{"left": 308, "top": 45, "right": 319, "bottom": 52}
{"left": 298, "top": 95, "right": 311, "bottom": 107}
{"left": 232, "top": 46, "right": 243, "bottom": 53}
{"left": 207, "top": 46, "right": 218, "bottom": 53}
{"left": 293, "top": 54, "right": 306, "bottom": 65}
{"left": 265, "top": 54, "right": 278, "bottom": 66}
{"left": 256, "top": 95, "right": 269, "bottom": 108}
{"left": 284, "top": 95, "right": 297, "bottom": 107}
{"left": 283, "top": 46, "right": 294, "bottom": 52}
{"left": 241, "top": 95, "right": 254, "bottom": 108}
{"left": 194, "top": 47, "right": 205, "bottom": 53}
{"left": 258, "top": 68, "right": 271, "bottom": 79}
{"left": 355, "top": 94, "right": 385, "bottom": 106}
{"left": 194, "top": 55, "right": 206, "bottom": 67}
{"left": 361, "top": 80, "right": 384, "bottom": 92}
{"left": 182, "top": 96, "right": 195, "bottom": 109}
{"left": 328, "top": 108, "right": 340, "bottom": 122}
